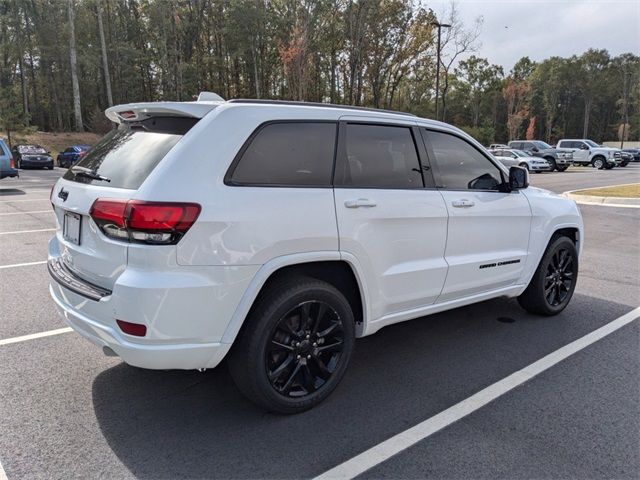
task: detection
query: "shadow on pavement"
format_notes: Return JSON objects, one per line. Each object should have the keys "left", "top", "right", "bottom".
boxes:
{"left": 0, "top": 188, "right": 27, "bottom": 196}
{"left": 92, "top": 294, "right": 634, "bottom": 479}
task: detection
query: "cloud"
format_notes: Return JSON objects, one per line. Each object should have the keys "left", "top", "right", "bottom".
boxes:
{"left": 429, "top": 0, "right": 640, "bottom": 70}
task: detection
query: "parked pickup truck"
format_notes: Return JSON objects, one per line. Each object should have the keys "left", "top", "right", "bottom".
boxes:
{"left": 555, "top": 139, "right": 621, "bottom": 169}
{"left": 508, "top": 140, "right": 573, "bottom": 172}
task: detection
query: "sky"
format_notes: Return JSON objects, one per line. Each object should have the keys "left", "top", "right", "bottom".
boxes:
{"left": 428, "top": 0, "right": 640, "bottom": 71}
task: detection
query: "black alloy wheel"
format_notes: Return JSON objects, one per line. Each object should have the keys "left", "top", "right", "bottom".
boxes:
{"left": 518, "top": 236, "right": 578, "bottom": 316}
{"left": 228, "top": 277, "right": 355, "bottom": 413}
{"left": 267, "top": 301, "right": 345, "bottom": 397}
{"left": 543, "top": 247, "right": 575, "bottom": 307}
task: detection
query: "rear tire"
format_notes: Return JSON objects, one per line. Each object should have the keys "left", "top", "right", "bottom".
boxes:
{"left": 518, "top": 236, "right": 578, "bottom": 316}
{"left": 228, "top": 276, "right": 355, "bottom": 414}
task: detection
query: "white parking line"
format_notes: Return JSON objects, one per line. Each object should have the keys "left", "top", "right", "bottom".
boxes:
{"left": 0, "top": 327, "right": 73, "bottom": 347}
{"left": 0, "top": 260, "right": 47, "bottom": 270}
{"left": 314, "top": 306, "right": 640, "bottom": 480}
{"left": 0, "top": 458, "right": 8, "bottom": 480}
{"left": 0, "top": 228, "right": 55, "bottom": 235}
{"left": 0, "top": 210, "right": 51, "bottom": 216}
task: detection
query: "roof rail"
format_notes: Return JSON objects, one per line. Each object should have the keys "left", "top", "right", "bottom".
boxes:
{"left": 226, "top": 99, "right": 416, "bottom": 117}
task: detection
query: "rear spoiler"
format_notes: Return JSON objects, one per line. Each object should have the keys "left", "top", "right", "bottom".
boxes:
{"left": 105, "top": 92, "right": 224, "bottom": 124}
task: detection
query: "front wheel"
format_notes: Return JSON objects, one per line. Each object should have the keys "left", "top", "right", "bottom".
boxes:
{"left": 592, "top": 157, "right": 605, "bottom": 169}
{"left": 518, "top": 236, "right": 578, "bottom": 316}
{"left": 228, "top": 277, "right": 355, "bottom": 413}
{"left": 556, "top": 165, "right": 568, "bottom": 172}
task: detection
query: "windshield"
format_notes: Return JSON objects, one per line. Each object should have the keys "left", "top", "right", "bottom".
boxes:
{"left": 585, "top": 140, "right": 600, "bottom": 147}
{"left": 63, "top": 116, "right": 197, "bottom": 189}
{"left": 19, "top": 145, "right": 47, "bottom": 154}
{"left": 532, "top": 141, "right": 551, "bottom": 149}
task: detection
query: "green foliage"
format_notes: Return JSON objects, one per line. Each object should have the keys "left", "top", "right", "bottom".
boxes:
{"left": 0, "top": 0, "right": 637, "bottom": 145}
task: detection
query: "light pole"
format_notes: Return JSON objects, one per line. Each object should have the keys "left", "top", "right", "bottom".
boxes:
{"left": 431, "top": 21, "right": 451, "bottom": 121}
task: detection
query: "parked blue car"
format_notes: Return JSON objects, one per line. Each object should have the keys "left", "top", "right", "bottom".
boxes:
{"left": 0, "top": 139, "right": 19, "bottom": 180}
{"left": 56, "top": 145, "right": 92, "bottom": 168}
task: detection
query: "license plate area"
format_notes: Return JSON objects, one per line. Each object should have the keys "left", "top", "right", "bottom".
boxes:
{"left": 63, "top": 211, "right": 82, "bottom": 245}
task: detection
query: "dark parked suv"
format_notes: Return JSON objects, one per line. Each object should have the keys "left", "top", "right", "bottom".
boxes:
{"left": 508, "top": 140, "right": 573, "bottom": 172}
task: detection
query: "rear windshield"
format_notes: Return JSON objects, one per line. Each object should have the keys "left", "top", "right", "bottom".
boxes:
{"left": 63, "top": 116, "right": 197, "bottom": 189}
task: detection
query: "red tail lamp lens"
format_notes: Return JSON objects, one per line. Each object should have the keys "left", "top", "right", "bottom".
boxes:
{"left": 90, "top": 199, "right": 127, "bottom": 228}
{"left": 127, "top": 202, "right": 201, "bottom": 232}
{"left": 116, "top": 320, "right": 147, "bottom": 337}
{"left": 89, "top": 199, "right": 201, "bottom": 244}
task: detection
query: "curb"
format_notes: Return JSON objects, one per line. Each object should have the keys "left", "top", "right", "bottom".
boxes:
{"left": 562, "top": 189, "right": 640, "bottom": 208}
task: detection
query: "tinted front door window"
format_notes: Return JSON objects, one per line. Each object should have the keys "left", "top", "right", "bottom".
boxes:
{"left": 424, "top": 130, "right": 503, "bottom": 191}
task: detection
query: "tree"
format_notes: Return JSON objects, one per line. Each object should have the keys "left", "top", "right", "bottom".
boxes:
{"left": 503, "top": 77, "right": 530, "bottom": 140}
{"left": 576, "top": 49, "right": 609, "bottom": 137}
{"left": 96, "top": 0, "right": 113, "bottom": 107}
{"left": 68, "top": 0, "right": 83, "bottom": 131}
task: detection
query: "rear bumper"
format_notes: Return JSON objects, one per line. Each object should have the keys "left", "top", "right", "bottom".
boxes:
{"left": 47, "top": 236, "right": 258, "bottom": 370}
{"left": 0, "top": 168, "right": 19, "bottom": 179}
{"left": 50, "top": 284, "right": 230, "bottom": 369}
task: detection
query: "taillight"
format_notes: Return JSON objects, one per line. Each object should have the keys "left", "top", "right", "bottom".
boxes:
{"left": 90, "top": 199, "right": 201, "bottom": 245}
{"left": 9, "top": 157, "right": 15, "bottom": 169}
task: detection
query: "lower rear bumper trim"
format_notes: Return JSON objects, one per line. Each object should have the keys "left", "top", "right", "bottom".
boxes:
{"left": 47, "top": 258, "right": 112, "bottom": 301}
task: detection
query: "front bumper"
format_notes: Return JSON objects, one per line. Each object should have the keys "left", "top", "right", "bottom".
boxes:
{"left": 20, "top": 158, "right": 53, "bottom": 168}
{"left": 555, "top": 157, "right": 573, "bottom": 166}
{"left": 531, "top": 164, "right": 552, "bottom": 171}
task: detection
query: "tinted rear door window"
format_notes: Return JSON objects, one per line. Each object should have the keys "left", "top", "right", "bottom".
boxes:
{"left": 228, "top": 122, "right": 337, "bottom": 186}
{"left": 335, "top": 124, "right": 424, "bottom": 189}
{"left": 63, "top": 117, "right": 197, "bottom": 189}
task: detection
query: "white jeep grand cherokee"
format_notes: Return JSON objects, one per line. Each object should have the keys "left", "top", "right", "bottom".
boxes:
{"left": 48, "top": 96, "right": 583, "bottom": 413}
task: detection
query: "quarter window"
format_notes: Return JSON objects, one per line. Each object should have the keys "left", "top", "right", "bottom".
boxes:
{"left": 335, "top": 124, "right": 425, "bottom": 189}
{"left": 425, "top": 130, "right": 504, "bottom": 191}
{"left": 229, "top": 122, "right": 336, "bottom": 186}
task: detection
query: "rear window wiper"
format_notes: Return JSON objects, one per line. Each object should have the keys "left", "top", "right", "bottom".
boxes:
{"left": 71, "top": 166, "right": 111, "bottom": 182}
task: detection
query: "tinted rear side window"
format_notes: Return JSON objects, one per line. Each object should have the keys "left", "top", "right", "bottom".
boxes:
{"left": 335, "top": 124, "right": 424, "bottom": 189}
{"left": 228, "top": 122, "right": 337, "bottom": 186}
{"left": 63, "top": 117, "right": 197, "bottom": 189}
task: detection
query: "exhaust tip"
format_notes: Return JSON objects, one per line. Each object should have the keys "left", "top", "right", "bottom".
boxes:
{"left": 102, "top": 346, "right": 119, "bottom": 357}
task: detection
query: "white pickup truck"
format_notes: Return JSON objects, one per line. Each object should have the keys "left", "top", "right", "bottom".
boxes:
{"left": 556, "top": 139, "right": 621, "bottom": 169}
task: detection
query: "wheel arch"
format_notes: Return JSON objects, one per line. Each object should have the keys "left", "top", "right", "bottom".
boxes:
{"left": 221, "top": 252, "right": 368, "bottom": 345}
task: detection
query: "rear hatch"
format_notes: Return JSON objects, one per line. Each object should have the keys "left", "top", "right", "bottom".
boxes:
{"left": 50, "top": 108, "right": 209, "bottom": 291}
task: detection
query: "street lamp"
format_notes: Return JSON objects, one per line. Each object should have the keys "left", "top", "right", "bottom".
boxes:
{"left": 431, "top": 21, "right": 451, "bottom": 121}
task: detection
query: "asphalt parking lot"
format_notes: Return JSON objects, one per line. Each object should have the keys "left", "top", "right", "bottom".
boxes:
{"left": 1, "top": 165, "right": 638, "bottom": 479}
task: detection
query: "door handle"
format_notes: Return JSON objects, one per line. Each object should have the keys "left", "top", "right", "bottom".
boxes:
{"left": 345, "top": 198, "right": 377, "bottom": 208}
{"left": 451, "top": 199, "right": 475, "bottom": 208}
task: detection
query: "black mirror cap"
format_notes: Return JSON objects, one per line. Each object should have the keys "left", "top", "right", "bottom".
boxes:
{"left": 509, "top": 165, "right": 529, "bottom": 190}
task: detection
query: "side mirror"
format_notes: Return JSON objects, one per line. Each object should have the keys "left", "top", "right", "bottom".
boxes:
{"left": 531, "top": 147, "right": 539, "bottom": 152}
{"left": 580, "top": 144, "right": 589, "bottom": 150}
{"left": 508, "top": 166, "right": 529, "bottom": 191}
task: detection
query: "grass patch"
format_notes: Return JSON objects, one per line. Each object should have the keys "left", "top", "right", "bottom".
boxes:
{"left": 573, "top": 184, "right": 640, "bottom": 198}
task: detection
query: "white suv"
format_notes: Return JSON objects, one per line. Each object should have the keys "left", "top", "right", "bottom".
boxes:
{"left": 48, "top": 96, "right": 583, "bottom": 413}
